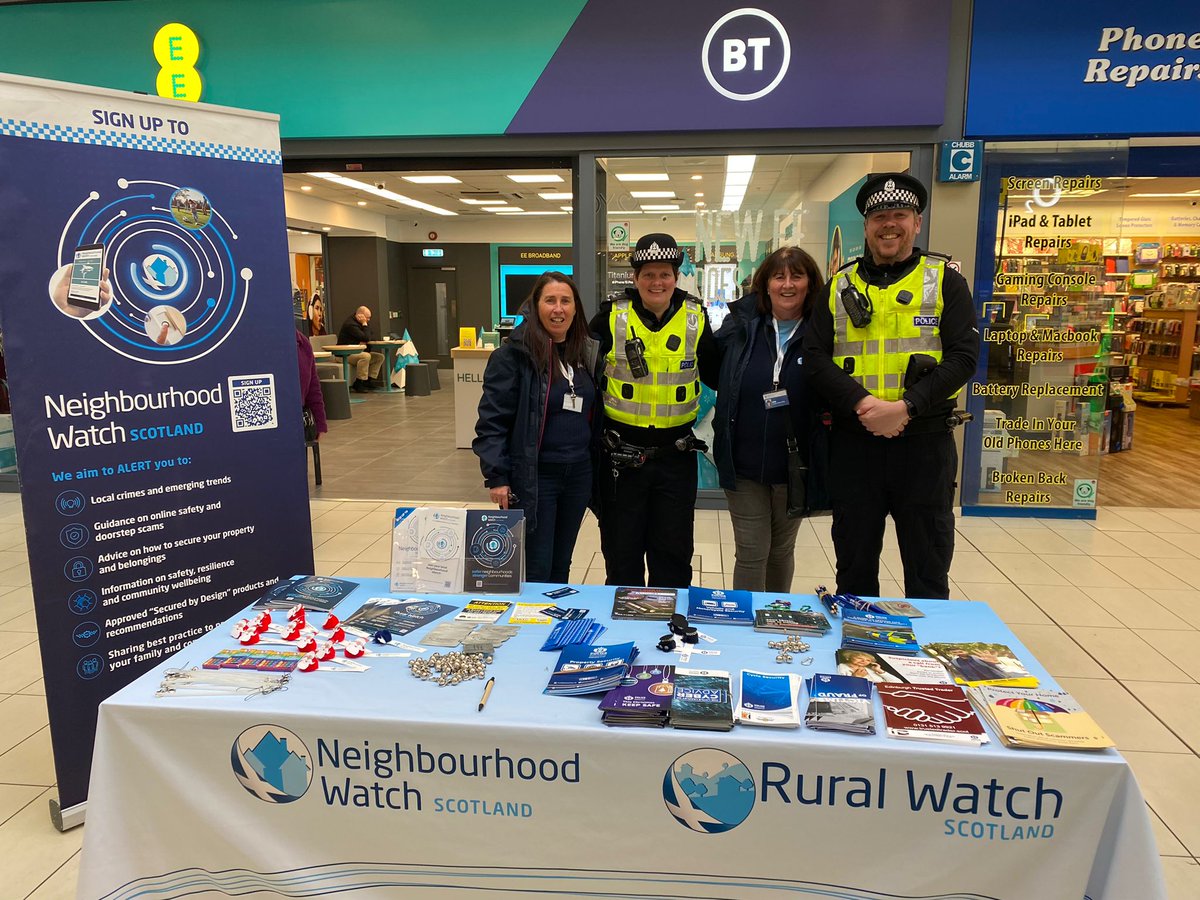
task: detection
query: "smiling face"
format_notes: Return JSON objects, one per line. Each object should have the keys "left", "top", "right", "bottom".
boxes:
{"left": 537, "top": 279, "right": 575, "bottom": 342}
{"left": 634, "top": 262, "right": 677, "bottom": 313}
{"left": 767, "top": 266, "right": 809, "bottom": 320}
{"left": 865, "top": 207, "right": 922, "bottom": 265}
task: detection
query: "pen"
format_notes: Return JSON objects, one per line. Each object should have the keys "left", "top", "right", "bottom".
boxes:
{"left": 477, "top": 676, "right": 495, "bottom": 712}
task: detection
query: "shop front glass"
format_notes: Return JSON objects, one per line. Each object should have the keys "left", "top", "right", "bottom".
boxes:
{"left": 962, "top": 143, "right": 1135, "bottom": 516}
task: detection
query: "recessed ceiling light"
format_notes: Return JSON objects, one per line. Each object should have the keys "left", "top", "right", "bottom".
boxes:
{"left": 461, "top": 198, "right": 507, "bottom": 205}
{"left": 691, "top": 175, "right": 703, "bottom": 181}
{"left": 322, "top": 226, "right": 331, "bottom": 231}
{"left": 307, "top": 172, "right": 457, "bottom": 216}
{"left": 538, "top": 192, "right": 573, "bottom": 200}
{"left": 616, "top": 173, "right": 670, "bottom": 182}
{"left": 641, "top": 204, "right": 680, "bottom": 211}
{"left": 402, "top": 175, "right": 462, "bottom": 184}
{"left": 300, "top": 231, "right": 311, "bottom": 235}
{"left": 488, "top": 206, "right": 524, "bottom": 212}
{"left": 561, "top": 206, "right": 573, "bottom": 212}
{"left": 695, "top": 201, "right": 706, "bottom": 207}
{"left": 507, "top": 174, "right": 564, "bottom": 183}
{"left": 300, "top": 185, "right": 313, "bottom": 192}
{"left": 630, "top": 191, "right": 675, "bottom": 198}
{"left": 694, "top": 192, "right": 704, "bottom": 198}
{"left": 357, "top": 201, "right": 367, "bottom": 207}
{"left": 494, "top": 210, "right": 569, "bottom": 215}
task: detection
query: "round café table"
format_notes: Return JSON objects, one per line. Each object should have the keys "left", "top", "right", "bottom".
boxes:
{"left": 324, "top": 344, "right": 367, "bottom": 384}
{"left": 367, "top": 340, "right": 406, "bottom": 392}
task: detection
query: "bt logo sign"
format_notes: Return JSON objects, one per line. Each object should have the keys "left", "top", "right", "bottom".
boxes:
{"left": 702, "top": 8, "right": 791, "bottom": 102}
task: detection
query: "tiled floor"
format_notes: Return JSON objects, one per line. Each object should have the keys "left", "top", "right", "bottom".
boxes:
{"left": 1, "top": 385, "right": 1199, "bottom": 897}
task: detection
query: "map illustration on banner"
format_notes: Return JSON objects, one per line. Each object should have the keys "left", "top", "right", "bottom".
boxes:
{"left": 0, "top": 73, "right": 314, "bottom": 825}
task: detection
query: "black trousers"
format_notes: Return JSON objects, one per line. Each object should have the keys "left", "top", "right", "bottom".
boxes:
{"left": 829, "top": 428, "right": 956, "bottom": 600}
{"left": 598, "top": 448, "right": 697, "bottom": 588}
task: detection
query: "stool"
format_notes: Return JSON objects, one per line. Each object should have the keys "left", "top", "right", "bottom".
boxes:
{"left": 306, "top": 438, "right": 322, "bottom": 485}
{"left": 404, "top": 363, "right": 432, "bottom": 397}
{"left": 425, "top": 359, "right": 441, "bottom": 390}
{"left": 319, "top": 379, "right": 352, "bottom": 420}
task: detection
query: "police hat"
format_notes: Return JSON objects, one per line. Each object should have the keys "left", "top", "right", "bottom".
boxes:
{"left": 856, "top": 173, "right": 928, "bottom": 216}
{"left": 630, "top": 233, "right": 683, "bottom": 270}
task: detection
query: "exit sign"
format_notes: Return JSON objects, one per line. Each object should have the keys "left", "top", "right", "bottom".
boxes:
{"left": 422, "top": 248, "right": 445, "bottom": 258}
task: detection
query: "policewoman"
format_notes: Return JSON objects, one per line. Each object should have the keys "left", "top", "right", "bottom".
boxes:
{"left": 589, "top": 233, "right": 719, "bottom": 588}
{"left": 802, "top": 173, "right": 979, "bottom": 599}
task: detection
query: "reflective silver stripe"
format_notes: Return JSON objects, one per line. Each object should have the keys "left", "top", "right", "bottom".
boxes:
{"left": 833, "top": 275, "right": 852, "bottom": 345}
{"left": 683, "top": 302, "right": 701, "bottom": 364}
{"left": 837, "top": 340, "right": 865, "bottom": 357}
{"left": 883, "top": 373, "right": 900, "bottom": 388}
{"left": 895, "top": 336, "right": 941, "bottom": 352}
{"left": 921, "top": 260, "right": 939, "bottom": 314}
{"left": 656, "top": 370, "right": 698, "bottom": 386}
{"left": 604, "top": 395, "right": 652, "bottom": 417}
{"left": 884, "top": 338, "right": 900, "bottom": 354}
{"left": 607, "top": 361, "right": 638, "bottom": 381}
{"left": 613, "top": 301, "right": 632, "bottom": 363}
{"left": 658, "top": 400, "right": 699, "bottom": 418}
{"left": 860, "top": 374, "right": 878, "bottom": 389}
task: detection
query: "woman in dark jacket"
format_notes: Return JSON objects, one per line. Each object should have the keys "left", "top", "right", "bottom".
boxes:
{"left": 473, "top": 272, "right": 599, "bottom": 584}
{"left": 712, "top": 247, "right": 824, "bottom": 591}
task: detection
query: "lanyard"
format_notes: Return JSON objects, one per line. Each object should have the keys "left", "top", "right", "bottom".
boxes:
{"left": 557, "top": 357, "right": 576, "bottom": 397}
{"left": 770, "top": 318, "right": 798, "bottom": 387}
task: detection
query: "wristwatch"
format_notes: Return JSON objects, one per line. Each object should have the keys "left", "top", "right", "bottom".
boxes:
{"left": 902, "top": 397, "right": 917, "bottom": 419}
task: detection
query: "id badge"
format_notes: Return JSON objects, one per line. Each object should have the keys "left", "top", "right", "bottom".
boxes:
{"left": 762, "top": 389, "right": 789, "bottom": 409}
{"left": 563, "top": 394, "right": 583, "bottom": 413}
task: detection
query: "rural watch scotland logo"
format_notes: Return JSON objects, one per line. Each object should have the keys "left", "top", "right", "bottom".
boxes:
{"left": 663, "top": 748, "right": 755, "bottom": 833}
{"left": 232, "top": 724, "right": 313, "bottom": 803}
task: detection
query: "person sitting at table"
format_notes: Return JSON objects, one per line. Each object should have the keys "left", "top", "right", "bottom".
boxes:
{"left": 337, "top": 305, "right": 385, "bottom": 393}
{"left": 473, "top": 272, "right": 600, "bottom": 584}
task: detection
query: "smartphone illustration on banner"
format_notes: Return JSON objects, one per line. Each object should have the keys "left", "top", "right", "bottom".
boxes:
{"left": 67, "top": 243, "right": 105, "bottom": 310}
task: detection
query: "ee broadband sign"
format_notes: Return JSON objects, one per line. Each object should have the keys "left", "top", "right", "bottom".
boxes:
{"left": 702, "top": 9, "right": 791, "bottom": 101}
{"left": 938, "top": 140, "right": 982, "bottom": 182}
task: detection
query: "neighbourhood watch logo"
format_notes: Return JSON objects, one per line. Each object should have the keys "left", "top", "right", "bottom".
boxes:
{"left": 232, "top": 724, "right": 313, "bottom": 803}
{"left": 663, "top": 748, "right": 755, "bottom": 833}
{"left": 702, "top": 8, "right": 791, "bottom": 101}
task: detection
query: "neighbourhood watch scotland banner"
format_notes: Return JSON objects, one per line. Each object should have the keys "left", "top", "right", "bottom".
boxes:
{"left": 0, "top": 74, "right": 314, "bottom": 819}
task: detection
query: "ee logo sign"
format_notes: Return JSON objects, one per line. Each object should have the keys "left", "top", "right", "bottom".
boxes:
{"left": 702, "top": 8, "right": 791, "bottom": 102}
{"left": 154, "top": 22, "right": 203, "bottom": 103}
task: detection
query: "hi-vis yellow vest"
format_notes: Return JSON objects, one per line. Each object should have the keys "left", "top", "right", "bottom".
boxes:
{"left": 831, "top": 255, "right": 960, "bottom": 401}
{"left": 603, "top": 298, "right": 703, "bottom": 427}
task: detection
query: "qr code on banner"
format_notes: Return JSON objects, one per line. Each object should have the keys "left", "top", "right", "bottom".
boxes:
{"left": 228, "top": 374, "right": 278, "bottom": 433}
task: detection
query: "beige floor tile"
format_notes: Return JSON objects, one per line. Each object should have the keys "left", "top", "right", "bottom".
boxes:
{"left": 309, "top": 499, "right": 345, "bottom": 514}
{"left": 1157, "top": 532, "right": 1200, "bottom": 558}
{"left": 1037, "top": 554, "right": 1131, "bottom": 588}
{"left": 1125, "top": 682, "right": 1200, "bottom": 755}
{"left": 876, "top": 579, "right": 902, "bottom": 599}
{"left": 956, "top": 528, "right": 1026, "bottom": 553}
{"left": 0, "top": 726, "right": 55, "bottom": 786}
{"left": 1147, "top": 589, "right": 1200, "bottom": 630}
{"left": 582, "top": 568, "right": 606, "bottom": 586}
{"left": 1006, "top": 623, "right": 1108, "bottom": 678}
{"left": 26, "top": 850, "right": 80, "bottom": 900}
{"left": 1081, "top": 587, "right": 1194, "bottom": 630}
{"left": 0, "top": 588, "right": 33, "bottom": 626}
{"left": 694, "top": 520, "right": 720, "bottom": 543}
{"left": 696, "top": 573, "right": 726, "bottom": 589}
{"left": 791, "top": 575, "right": 835, "bottom": 594}
{"left": 0, "top": 611, "right": 37, "bottom": 634}
{"left": 1057, "top": 529, "right": 1140, "bottom": 557}
{"left": 947, "top": 552, "right": 1009, "bottom": 583}
{"left": 334, "top": 560, "right": 390, "bottom": 579}
{"left": 0, "top": 644, "right": 44, "bottom": 694}
{"left": 0, "top": 783, "right": 42, "bottom": 827}
{"left": 1057, "top": 677, "right": 1187, "bottom": 753}
{"left": 1156, "top": 508, "right": 1200, "bottom": 530}
{"left": 1092, "top": 556, "right": 1192, "bottom": 591}
{"left": 982, "top": 552, "right": 1069, "bottom": 585}
{"left": 313, "top": 560, "right": 344, "bottom": 577}
{"left": 0, "top": 550, "right": 29, "bottom": 573}
{"left": 0, "top": 630, "right": 38, "bottom": 657}
{"left": 308, "top": 506, "right": 377, "bottom": 533}
{"left": 1123, "top": 751, "right": 1200, "bottom": 856}
{"left": 1153, "top": 556, "right": 1200, "bottom": 586}
{"left": 1064, "top": 627, "right": 1191, "bottom": 683}
{"left": 0, "top": 695, "right": 49, "bottom": 757}
{"left": 1161, "top": 856, "right": 1200, "bottom": 900}
{"left": 0, "top": 787, "right": 83, "bottom": 898}
{"left": 313, "top": 531, "right": 378, "bottom": 563}
{"left": 957, "top": 582, "right": 1053, "bottom": 625}
{"left": 1149, "top": 806, "right": 1191, "bottom": 857}
{"left": 694, "top": 542, "right": 722, "bottom": 573}
{"left": 16, "top": 679, "right": 44, "bottom": 697}
{"left": 1117, "top": 508, "right": 1193, "bottom": 534}
{"left": 1132, "top": 630, "right": 1200, "bottom": 683}
{"left": 1006, "top": 528, "right": 1085, "bottom": 556}
{"left": 1115, "top": 531, "right": 1195, "bottom": 559}
{"left": 1021, "top": 584, "right": 1123, "bottom": 627}
{"left": 354, "top": 534, "right": 394, "bottom": 565}
{"left": 0, "top": 565, "right": 31, "bottom": 588}
{"left": 1091, "top": 508, "right": 1143, "bottom": 532}
{"left": 341, "top": 507, "right": 401, "bottom": 535}
{"left": 1041, "top": 517, "right": 1100, "bottom": 532}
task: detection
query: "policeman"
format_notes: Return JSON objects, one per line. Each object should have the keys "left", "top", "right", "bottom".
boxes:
{"left": 590, "top": 233, "right": 719, "bottom": 587}
{"left": 803, "top": 173, "right": 980, "bottom": 599}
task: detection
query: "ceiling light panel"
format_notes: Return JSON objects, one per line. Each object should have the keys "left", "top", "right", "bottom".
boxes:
{"left": 538, "top": 192, "right": 573, "bottom": 200}
{"left": 615, "top": 173, "right": 670, "bottom": 182}
{"left": 507, "top": 174, "right": 564, "bottom": 183}
{"left": 630, "top": 191, "right": 676, "bottom": 198}
{"left": 308, "top": 172, "right": 457, "bottom": 216}
{"left": 402, "top": 175, "right": 462, "bottom": 184}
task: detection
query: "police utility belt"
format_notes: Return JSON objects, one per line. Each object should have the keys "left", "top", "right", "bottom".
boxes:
{"left": 602, "top": 429, "right": 707, "bottom": 470}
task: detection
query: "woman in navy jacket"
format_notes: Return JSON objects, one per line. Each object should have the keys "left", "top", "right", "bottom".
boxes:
{"left": 473, "top": 272, "right": 600, "bottom": 584}
{"left": 712, "top": 247, "right": 824, "bottom": 591}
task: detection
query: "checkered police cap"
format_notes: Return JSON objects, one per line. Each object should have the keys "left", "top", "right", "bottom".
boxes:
{"left": 856, "top": 172, "right": 929, "bottom": 216}
{"left": 631, "top": 233, "right": 683, "bottom": 269}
